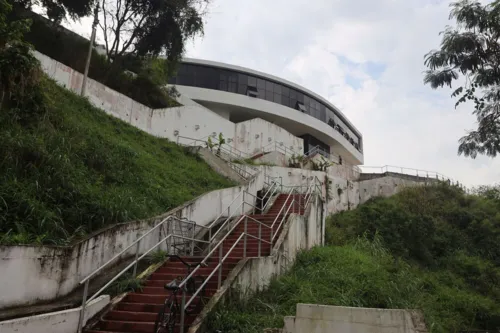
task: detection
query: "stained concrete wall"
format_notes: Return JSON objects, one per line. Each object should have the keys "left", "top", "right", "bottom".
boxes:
{"left": 232, "top": 194, "right": 323, "bottom": 295}
{"left": 34, "top": 52, "right": 306, "bottom": 159}
{"left": 234, "top": 118, "right": 303, "bottom": 156}
{"left": 283, "top": 304, "right": 427, "bottom": 333}
{"left": 0, "top": 295, "right": 109, "bottom": 333}
{"left": 358, "top": 175, "right": 431, "bottom": 204}
{"left": 254, "top": 151, "right": 287, "bottom": 167}
{"left": 0, "top": 172, "right": 264, "bottom": 310}
{"left": 261, "top": 166, "right": 436, "bottom": 215}
{"left": 188, "top": 194, "right": 325, "bottom": 333}
{"left": 261, "top": 166, "right": 360, "bottom": 214}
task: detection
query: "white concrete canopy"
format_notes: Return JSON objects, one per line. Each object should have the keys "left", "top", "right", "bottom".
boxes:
{"left": 177, "top": 86, "right": 364, "bottom": 165}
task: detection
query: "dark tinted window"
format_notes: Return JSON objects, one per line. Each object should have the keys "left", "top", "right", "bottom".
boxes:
{"left": 265, "top": 90, "right": 274, "bottom": 101}
{"left": 265, "top": 80, "right": 274, "bottom": 92}
{"left": 282, "top": 86, "right": 289, "bottom": 97}
{"left": 274, "top": 93, "right": 281, "bottom": 103}
{"left": 257, "top": 78, "right": 266, "bottom": 89}
{"left": 238, "top": 83, "right": 247, "bottom": 94}
{"left": 238, "top": 73, "right": 247, "bottom": 85}
{"left": 171, "top": 63, "right": 361, "bottom": 151}
{"left": 248, "top": 76, "right": 257, "bottom": 87}
{"left": 273, "top": 83, "right": 281, "bottom": 94}
{"left": 281, "top": 95, "right": 290, "bottom": 107}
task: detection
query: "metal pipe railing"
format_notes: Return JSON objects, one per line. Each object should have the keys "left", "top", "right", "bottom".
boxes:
{"left": 76, "top": 230, "right": 209, "bottom": 333}
{"left": 269, "top": 188, "right": 296, "bottom": 242}
{"left": 272, "top": 197, "right": 296, "bottom": 242}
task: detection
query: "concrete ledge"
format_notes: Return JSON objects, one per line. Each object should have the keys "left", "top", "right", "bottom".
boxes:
{"left": 0, "top": 295, "right": 110, "bottom": 333}
{"left": 283, "top": 304, "right": 428, "bottom": 333}
{"left": 359, "top": 172, "right": 439, "bottom": 183}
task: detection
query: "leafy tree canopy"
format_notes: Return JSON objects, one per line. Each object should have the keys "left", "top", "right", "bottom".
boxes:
{"left": 424, "top": 0, "right": 500, "bottom": 158}
{"left": 11, "top": 0, "right": 95, "bottom": 22}
{"left": 100, "top": 0, "right": 207, "bottom": 65}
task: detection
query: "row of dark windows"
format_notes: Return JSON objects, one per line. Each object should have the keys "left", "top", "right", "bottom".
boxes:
{"left": 168, "top": 63, "right": 362, "bottom": 152}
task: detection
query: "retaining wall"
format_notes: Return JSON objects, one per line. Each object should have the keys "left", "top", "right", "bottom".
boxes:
{"left": 0, "top": 172, "right": 263, "bottom": 310}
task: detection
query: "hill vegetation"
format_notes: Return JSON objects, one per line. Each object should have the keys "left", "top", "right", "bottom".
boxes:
{"left": 206, "top": 184, "right": 500, "bottom": 333}
{"left": 0, "top": 77, "right": 235, "bottom": 245}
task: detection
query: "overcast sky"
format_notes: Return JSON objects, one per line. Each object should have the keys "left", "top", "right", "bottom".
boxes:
{"left": 63, "top": 0, "right": 499, "bottom": 187}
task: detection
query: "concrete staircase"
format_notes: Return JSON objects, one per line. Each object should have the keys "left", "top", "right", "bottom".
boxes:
{"left": 85, "top": 193, "right": 306, "bottom": 333}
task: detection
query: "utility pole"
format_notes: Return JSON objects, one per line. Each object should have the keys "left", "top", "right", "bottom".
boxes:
{"left": 81, "top": 4, "right": 99, "bottom": 96}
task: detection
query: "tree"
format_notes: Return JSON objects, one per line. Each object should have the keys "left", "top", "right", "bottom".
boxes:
{"left": 11, "top": 0, "right": 95, "bottom": 22}
{"left": 0, "top": 0, "right": 44, "bottom": 118}
{"left": 424, "top": 0, "right": 500, "bottom": 158}
{"left": 99, "top": 0, "right": 206, "bottom": 68}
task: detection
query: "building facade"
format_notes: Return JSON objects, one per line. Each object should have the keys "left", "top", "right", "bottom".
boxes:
{"left": 169, "top": 58, "right": 364, "bottom": 165}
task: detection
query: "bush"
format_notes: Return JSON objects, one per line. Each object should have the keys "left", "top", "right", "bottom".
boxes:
{"left": 205, "top": 184, "right": 500, "bottom": 333}
{"left": 13, "top": 8, "right": 177, "bottom": 109}
{"left": 206, "top": 240, "right": 500, "bottom": 333}
{"left": 326, "top": 184, "right": 500, "bottom": 268}
{"left": 0, "top": 77, "right": 234, "bottom": 245}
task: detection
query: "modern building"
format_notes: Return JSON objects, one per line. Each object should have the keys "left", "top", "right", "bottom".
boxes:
{"left": 168, "top": 58, "right": 364, "bottom": 165}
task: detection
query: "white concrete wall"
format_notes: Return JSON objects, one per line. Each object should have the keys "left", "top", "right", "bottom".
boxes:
{"left": 261, "top": 166, "right": 431, "bottom": 215}
{"left": 232, "top": 195, "right": 323, "bottom": 294}
{"left": 358, "top": 176, "right": 429, "bottom": 204}
{"left": 176, "top": 86, "right": 364, "bottom": 165}
{"left": 254, "top": 151, "right": 287, "bottom": 167}
{"left": 261, "top": 165, "right": 360, "bottom": 214}
{"left": 0, "top": 173, "right": 264, "bottom": 310}
{"left": 283, "top": 304, "right": 427, "bottom": 333}
{"left": 35, "top": 52, "right": 307, "bottom": 160}
{"left": 0, "top": 295, "right": 109, "bottom": 333}
{"left": 234, "top": 118, "right": 303, "bottom": 156}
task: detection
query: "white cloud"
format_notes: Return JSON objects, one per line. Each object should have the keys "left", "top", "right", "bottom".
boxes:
{"left": 62, "top": 0, "right": 499, "bottom": 186}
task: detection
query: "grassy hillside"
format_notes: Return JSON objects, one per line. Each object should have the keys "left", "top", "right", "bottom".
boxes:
{"left": 0, "top": 77, "right": 235, "bottom": 245}
{"left": 206, "top": 184, "right": 500, "bottom": 333}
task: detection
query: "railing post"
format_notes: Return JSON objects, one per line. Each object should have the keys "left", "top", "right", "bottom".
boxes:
{"left": 261, "top": 192, "right": 264, "bottom": 215}
{"left": 180, "top": 290, "right": 186, "bottom": 333}
{"left": 242, "top": 191, "right": 245, "bottom": 214}
{"left": 208, "top": 228, "right": 212, "bottom": 252}
{"left": 241, "top": 190, "right": 244, "bottom": 215}
{"left": 299, "top": 193, "right": 302, "bottom": 214}
{"left": 258, "top": 223, "right": 262, "bottom": 257}
{"left": 132, "top": 241, "right": 140, "bottom": 277}
{"left": 244, "top": 217, "right": 248, "bottom": 258}
{"left": 76, "top": 280, "right": 89, "bottom": 333}
{"left": 218, "top": 246, "right": 223, "bottom": 288}
{"left": 190, "top": 224, "right": 195, "bottom": 256}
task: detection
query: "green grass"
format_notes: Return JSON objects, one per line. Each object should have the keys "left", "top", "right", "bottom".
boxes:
{"left": 207, "top": 239, "right": 500, "bottom": 333}
{"left": 0, "top": 77, "right": 235, "bottom": 245}
{"left": 206, "top": 184, "right": 500, "bottom": 333}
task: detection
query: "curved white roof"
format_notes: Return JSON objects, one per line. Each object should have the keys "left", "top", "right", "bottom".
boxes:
{"left": 182, "top": 58, "right": 362, "bottom": 139}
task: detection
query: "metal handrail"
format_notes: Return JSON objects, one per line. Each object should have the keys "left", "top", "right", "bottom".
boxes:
{"left": 206, "top": 191, "right": 243, "bottom": 230}
{"left": 180, "top": 210, "right": 277, "bottom": 329}
{"left": 359, "top": 165, "right": 463, "bottom": 186}
{"left": 208, "top": 191, "right": 262, "bottom": 246}
{"left": 269, "top": 187, "right": 297, "bottom": 241}
{"left": 79, "top": 216, "right": 201, "bottom": 285}
{"left": 209, "top": 202, "right": 243, "bottom": 244}
{"left": 261, "top": 181, "right": 279, "bottom": 212}
{"left": 76, "top": 216, "right": 208, "bottom": 333}
{"left": 361, "top": 165, "right": 447, "bottom": 178}
{"left": 272, "top": 196, "right": 296, "bottom": 243}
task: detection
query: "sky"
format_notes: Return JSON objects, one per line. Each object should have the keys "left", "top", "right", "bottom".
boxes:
{"left": 61, "top": 0, "right": 499, "bottom": 187}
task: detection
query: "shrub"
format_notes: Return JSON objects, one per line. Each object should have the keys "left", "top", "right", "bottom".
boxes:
{"left": 13, "top": 8, "right": 178, "bottom": 109}
{"left": 0, "top": 77, "right": 234, "bottom": 245}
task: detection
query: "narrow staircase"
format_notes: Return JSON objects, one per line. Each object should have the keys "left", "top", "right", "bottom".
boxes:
{"left": 85, "top": 193, "right": 305, "bottom": 333}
